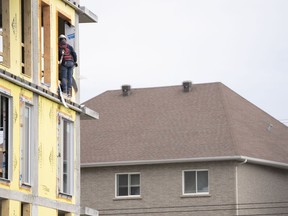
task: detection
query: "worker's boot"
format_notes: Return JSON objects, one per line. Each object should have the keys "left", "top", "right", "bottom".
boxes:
{"left": 68, "top": 88, "right": 72, "bottom": 97}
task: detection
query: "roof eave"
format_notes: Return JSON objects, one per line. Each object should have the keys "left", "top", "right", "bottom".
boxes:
{"left": 243, "top": 156, "right": 288, "bottom": 170}
{"left": 79, "top": 6, "right": 98, "bottom": 23}
{"left": 60, "top": 0, "right": 98, "bottom": 23}
{"left": 80, "top": 207, "right": 99, "bottom": 216}
{"left": 81, "top": 156, "right": 288, "bottom": 170}
{"left": 80, "top": 106, "right": 99, "bottom": 120}
{"left": 81, "top": 156, "right": 240, "bottom": 167}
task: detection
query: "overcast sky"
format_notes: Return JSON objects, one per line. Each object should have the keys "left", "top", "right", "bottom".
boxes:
{"left": 79, "top": 0, "right": 288, "bottom": 124}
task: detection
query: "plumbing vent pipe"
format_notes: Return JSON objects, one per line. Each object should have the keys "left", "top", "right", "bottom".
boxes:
{"left": 121, "top": 85, "right": 131, "bottom": 96}
{"left": 182, "top": 81, "right": 192, "bottom": 92}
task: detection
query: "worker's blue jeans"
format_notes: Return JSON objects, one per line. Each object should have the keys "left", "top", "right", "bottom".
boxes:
{"left": 60, "top": 61, "right": 74, "bottom": 93}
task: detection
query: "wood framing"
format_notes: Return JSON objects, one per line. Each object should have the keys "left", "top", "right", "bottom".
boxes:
{"left": 22, "top": 203, "right": 32, "bottom": 216}
{"left": 1, "top": 0, "right": 10, "bottom": 66}
{"left": 40, "top": 1, "right": 51, "bottom": 85}
{"left": 21, "top": 0, "right": 32, "bottom": 76}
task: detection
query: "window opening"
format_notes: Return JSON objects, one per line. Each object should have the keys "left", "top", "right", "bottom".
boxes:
{"left": 21, "top": 203, "right": 31, "bottom": 216}
{"left": 58, "top": 210, "right": 71, "bottom": 216}
{"left": 0, "top": 0, "right": 10, "bottom": 66}
{"left": 0, "top": 0, "right": 4, "bottom": 62}
{"left": 0, "top": 95, "right": 10, "bottom": 180}
{"left": 57, "top": 12, "right": 73, "bottom": 83}
{"left": 0, "top": 199, "right": 9, "bottom": 216}
{"left": 21, "top": 104, "right": 32, "bottom": 185}
{"left": 59, "top": 116, "right": 74, "bottom": 195}
{"left": 21, "top": 0, "right": 32, "bottom": 76}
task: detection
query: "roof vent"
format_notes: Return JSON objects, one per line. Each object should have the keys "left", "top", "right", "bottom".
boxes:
{"left": 121, "top": 85, "right": 131, "bottom": 96}
{"left": 182, "top": 81, "right": 192, "bottom": 92}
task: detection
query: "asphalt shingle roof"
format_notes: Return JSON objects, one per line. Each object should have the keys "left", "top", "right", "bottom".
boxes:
{"left": 81, "top": 82, "right": 288, "bottom": 165}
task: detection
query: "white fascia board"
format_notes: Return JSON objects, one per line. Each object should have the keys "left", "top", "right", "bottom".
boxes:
{"left": 79, "top": 6, "right": 98, "bottom": 23}
{"left": 60, "top": 0, "right": 98, "bottom": 23}
{"left": 80, "top": 207, "right": 99, "bottom": 216}
{"left": 81, "top": 156, "right": 288, "bottom": 170}
{"left": 81, "top": 156, "right": 242, "bottom": 167}
{"left": 80, "top": 106, "right": 99, "bottom": 120}
{"left": 242, "top": 156, "right": 288, "bottom": 170}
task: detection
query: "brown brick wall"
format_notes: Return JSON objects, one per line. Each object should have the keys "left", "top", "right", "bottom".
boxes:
{"left": 237, "top": 163, "right": 288, "bottom": 215}
{"left": 81, "top": 161, "right": 238, "bottom": 215}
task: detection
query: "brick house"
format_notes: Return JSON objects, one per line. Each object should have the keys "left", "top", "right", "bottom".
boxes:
{"left": 80, "top": 82, "right": 288, "bottom": 216}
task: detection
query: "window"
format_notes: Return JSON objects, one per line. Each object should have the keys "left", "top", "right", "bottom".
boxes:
{"left": 183, "top": 170, "right": 208, "bottom": 195}
{"left": 0, "top": 94, "right": 11, "bottom": 180}
{"left": 21, "top": 0, "right": 32, "bottom": 75}
{"left": 0, "top": 199, "right": 9, "bottom": 216}
{"left": 58, "top": 115, "right": 74, "bottom": 195}
{"left": 0, "top": 0, "right": 10, "bottom": 66}
{"left": 21, "top": 203, "right": 31, "bottom": 216}
{"left": 20, "top": 103, "right": 32, "bottom": 185}
{"left": 116, "top": 173, "right": 140, "bottom": 197}
{"left": 58, "top": 210, "right": 72, "bottom": 216}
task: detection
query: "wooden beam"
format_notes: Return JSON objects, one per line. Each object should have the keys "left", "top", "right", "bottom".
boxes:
{"left": 43, "top": 4, "right": 51, "bottom": 84}
{"left": 2, "top": 0, "right": 10, "bottom": 66}
{"left": 1, "top": 200, "right": 9, "bottom": 216}
{"left": 24, "top": 0, "right": 32, "bottom": 76}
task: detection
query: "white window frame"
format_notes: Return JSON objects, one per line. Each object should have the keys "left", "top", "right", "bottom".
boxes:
{"left": 20, "top": 99, "right": 33, "bottom": 186}
{"left": 115, "top": 173, "right": 141, "bottom": 198}
{"left": 0, "top": 91, "right": 12, "bottom": 181}
{"left": 182, "top": 169, "right": 209, "bottom": 195}
{"left": 58, "top": 114, "right": 74, "bottom": 196}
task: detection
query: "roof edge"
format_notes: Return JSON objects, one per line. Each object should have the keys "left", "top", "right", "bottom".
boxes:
{"left": 243, "top": 156, "right": 288, "bottom": 170}
{"left": 81, "top": 156, "right": 288, "bottom": 170}
{"left": 80, "top": 206, "right": 99, "bottom": 216}
{"left": 80, "top": 106, "right": 99, "bottom": 120}
{"left": 81, "top": 156, "right": 240, "bottom": 167}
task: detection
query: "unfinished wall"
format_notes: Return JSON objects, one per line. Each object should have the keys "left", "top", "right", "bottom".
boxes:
{"left": 0, "top": 0, "right": 81, "bottom": 215}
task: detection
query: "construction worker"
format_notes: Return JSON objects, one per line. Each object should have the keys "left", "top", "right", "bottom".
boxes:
{"left": 58, "top": 34, "right": 77, "bottom": 97}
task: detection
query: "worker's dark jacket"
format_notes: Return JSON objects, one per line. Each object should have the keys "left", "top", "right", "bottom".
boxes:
{"left": 59, "top": 41, "right": 77, "bottom": 65}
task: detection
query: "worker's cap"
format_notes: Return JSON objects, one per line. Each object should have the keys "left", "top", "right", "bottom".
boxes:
{"left": 59, "top": 34, "right": 67, "bottom": 40}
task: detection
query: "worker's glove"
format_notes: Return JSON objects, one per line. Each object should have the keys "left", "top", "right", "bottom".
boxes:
{"left": 74, "top": 62, "right": 78, "bottom": 67}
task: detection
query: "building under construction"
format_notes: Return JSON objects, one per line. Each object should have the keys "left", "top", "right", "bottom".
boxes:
{"left": 0, "top": 0, "right": 98, "bottom": 215}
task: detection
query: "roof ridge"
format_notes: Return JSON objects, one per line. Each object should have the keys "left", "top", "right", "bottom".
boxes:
{"left": 102, "top": 82, "right": 222, "bottom": 92}
{"left": 217, "top": 83, "right": 239, "bottom": 155}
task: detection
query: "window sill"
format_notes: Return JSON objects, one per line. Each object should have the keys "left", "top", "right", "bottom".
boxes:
{"left": 21, "top": 73, "right": 32, "bottom": 79}
{"left": 20, "top": 183, "right": 32, "bottom": 191}
{"left": 0, "top": 178, "right": 11, "bottom": 186}
{"left": 180, "top": 194, "right": 211, "bottom": 198}
{"left": 40, "top": 82, "right": 51, "bottom": 88}
{"left": 58, "top": 192, "right": 73, "bottom": 200}
{"left": 113, "top": 196, "right": 142, "bottom": 201}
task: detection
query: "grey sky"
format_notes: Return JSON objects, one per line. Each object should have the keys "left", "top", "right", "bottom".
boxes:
{"left": 79, "top": 0, "right": 288, "bottom": 124}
